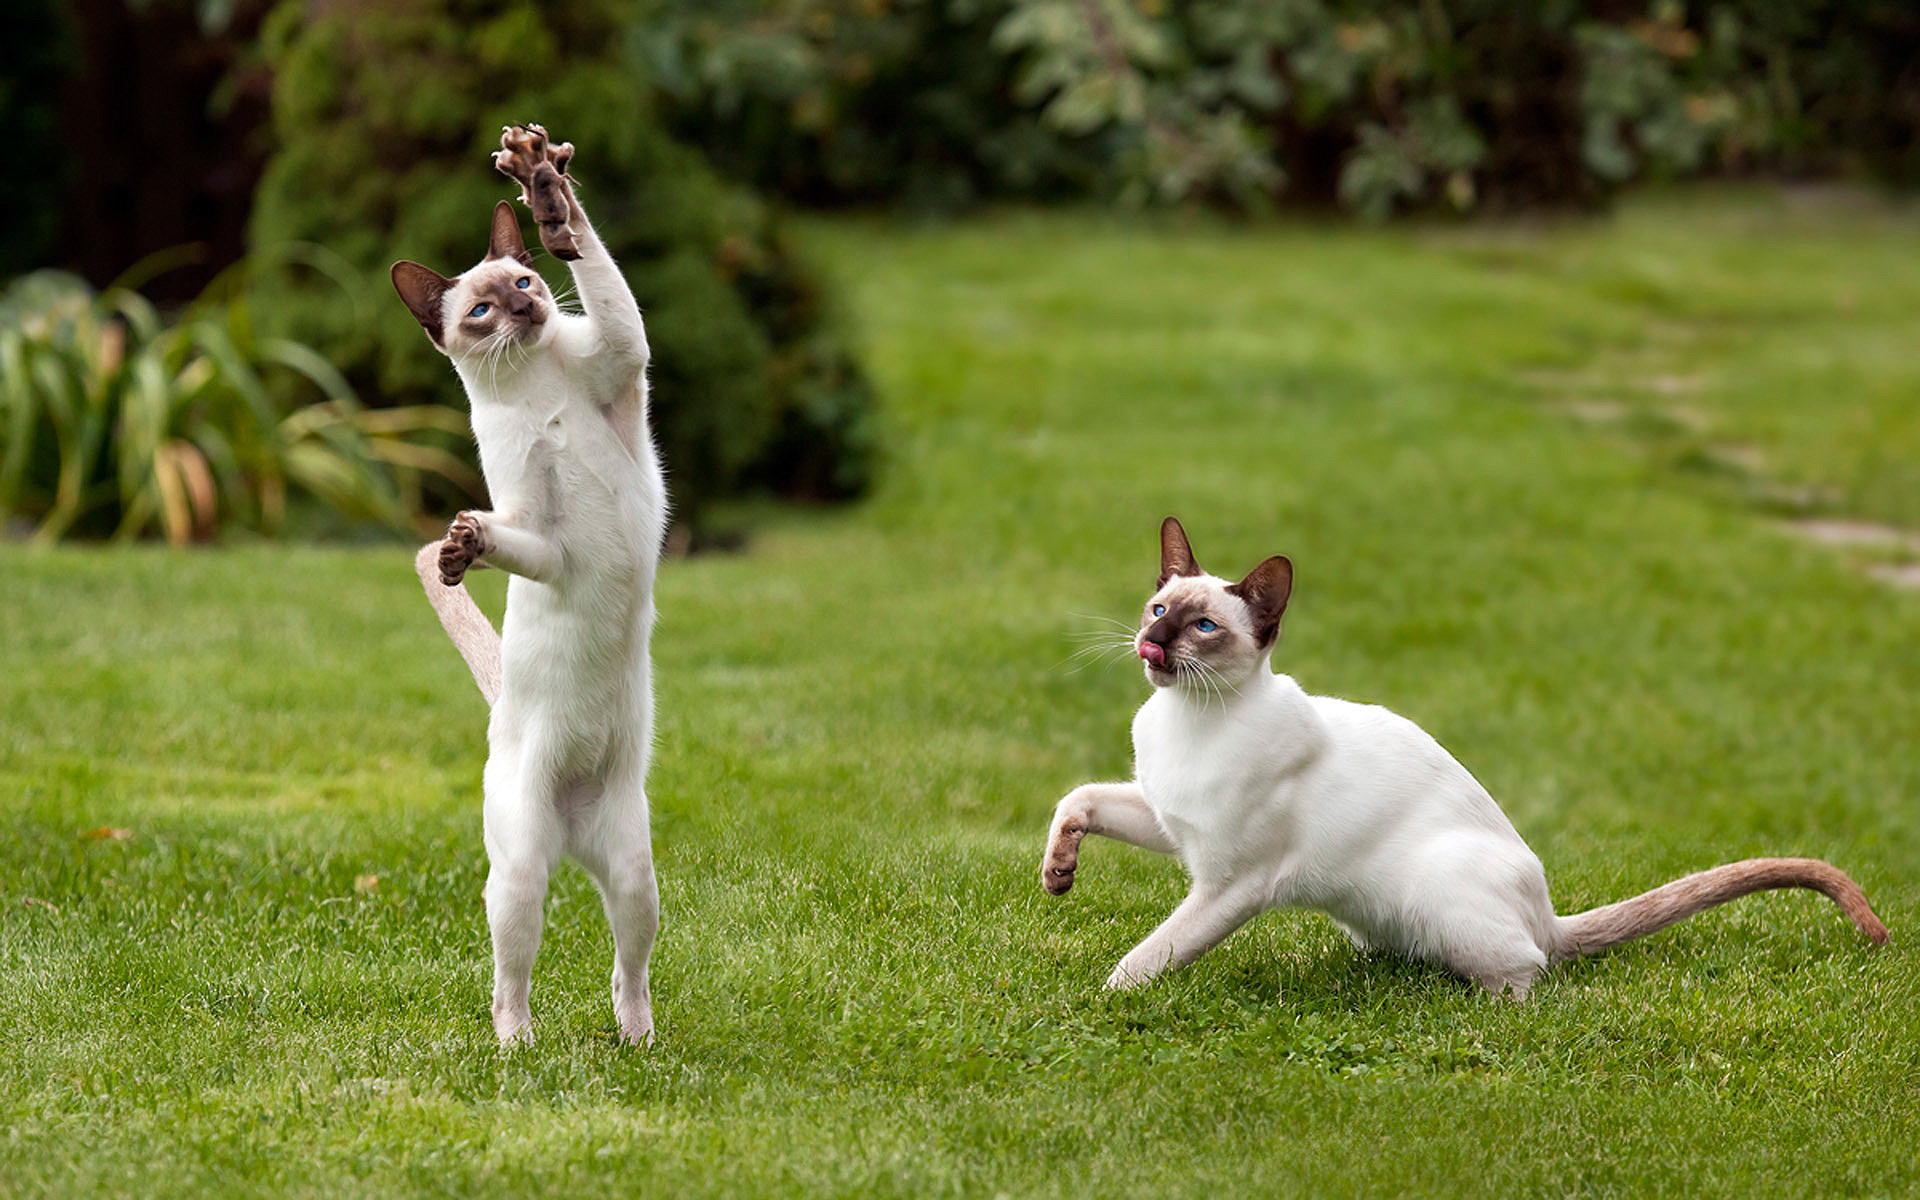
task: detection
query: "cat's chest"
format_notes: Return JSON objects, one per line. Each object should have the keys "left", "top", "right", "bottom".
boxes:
{"left": 474, "top": 402, "right": 638, "bottom": 502}
{"left": 1131, "top": 691, "right": 1314, "bottom": 845}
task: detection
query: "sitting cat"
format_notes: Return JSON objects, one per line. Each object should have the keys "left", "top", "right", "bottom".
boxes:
{"left": 1043, "top": 517, "right": 1888, "bottom": 996}
{"left": 392, "top": 124, "right": 666, "bottom": 1044}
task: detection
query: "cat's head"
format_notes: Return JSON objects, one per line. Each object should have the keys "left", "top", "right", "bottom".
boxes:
{"left": 391, "top": 201, "right": 556, "bottom": 362}
{"left": 1137, "top": 516, "right": 1293, "bottom": 692}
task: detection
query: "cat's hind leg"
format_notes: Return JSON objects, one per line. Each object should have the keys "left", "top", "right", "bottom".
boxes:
{"left": 1457, "top": 946, "right": 1544, "bottom": 1000}
{"left": 1450, "top": 923, "right": 1548, "bottom": 1000}
{"left": 482, "top": 748, "right": 565, "bottom": 1045}
{"left": 1419, "top": 839, "right": 1554, "bottom": 1000}
{"left": 572, "top": 775, "right": 659, "bottom": 1047}
{"left": 1043, "top": 782, "right": 1174, "bottom": 895}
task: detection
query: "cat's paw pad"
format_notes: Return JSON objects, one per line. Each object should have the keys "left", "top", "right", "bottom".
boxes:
{"left": 439, "top": 511, "right": 491, "bottom": 586}
{"left": 1041, "top": 823, "right": 1084, "bottom": 895}
{"left": 1042, "top": 858, "right": 1077, "bottom": 895}
{"left": 493, "top": 122, "right": 574, "bottom": 190}
{"left": 494, "top": 123, "right": 581, "bottom": 261}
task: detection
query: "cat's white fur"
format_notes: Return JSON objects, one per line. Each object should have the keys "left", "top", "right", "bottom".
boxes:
{"left": 394, "top": 127, "right": 665, "bottom": 1045}
{"left": 1044, "top": 518, "right": 1887, "bottom": 996}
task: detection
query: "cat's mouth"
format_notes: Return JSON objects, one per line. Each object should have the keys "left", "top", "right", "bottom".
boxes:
{"left": 509, "top": 310, "right": 551, "bottom": 343}
{"left": 1139, "top": 640, "right": 1180, "bottom": 685}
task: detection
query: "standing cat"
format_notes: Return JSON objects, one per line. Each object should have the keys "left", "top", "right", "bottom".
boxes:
{"left": 1043, "top": 517, "right": 1888, "bottom": 996}
{"left": 392, "top": 124, "right": 666, "bottom": 1045}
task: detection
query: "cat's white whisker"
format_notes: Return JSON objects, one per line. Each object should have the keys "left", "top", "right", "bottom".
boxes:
{"left": 1069, "top": 611, "right": 1140, "bottom": 632}
{"left": 1064, "top": 630, "right": 1135, "bottom": 646}
{"left": 1055, "top": 638, "right": 1138, "bottom": 676}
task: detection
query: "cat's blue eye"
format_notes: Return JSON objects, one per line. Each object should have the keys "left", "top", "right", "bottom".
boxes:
{"left": 469, "top": 303, "right": 490, "bottom": 318}
{"left": 515, "top": 277, "right": 532, "bottom": 289}
{"left": 1152, "top": 604, "right": 1166, "bottom": 617}
{"left": 1196, "top": 618, "right": 1218, "bottom": 633}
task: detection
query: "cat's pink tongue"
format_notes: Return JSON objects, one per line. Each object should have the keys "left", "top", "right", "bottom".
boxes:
{"left": 1138, "top": 642, "right": 1167, "bottom": 667}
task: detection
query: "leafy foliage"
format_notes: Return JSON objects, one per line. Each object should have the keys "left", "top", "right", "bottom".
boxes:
{"left": 0, "top": 263, "right": 471, "bottom": 545}
{"left": 248, "top": 0, "right": 877, "bottom": 532}
{"left": 641, "top": 0, "right": 1102, "bottom": 210}
{"left": 645, "top": 0, "right": 1920, "bottom": 218}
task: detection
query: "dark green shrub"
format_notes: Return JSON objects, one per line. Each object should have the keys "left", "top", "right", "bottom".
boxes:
{"left": 640, "top": 0, "right": 1105, "bottom": 211}
{"left": 643, "top": 0, "right": 1919, "bottom": 218}
{"left": 1701, "top": 0, "right": 1920, "bottom": 185}
{"left": 247, "top": 0, "right": 876, "bottom": 531}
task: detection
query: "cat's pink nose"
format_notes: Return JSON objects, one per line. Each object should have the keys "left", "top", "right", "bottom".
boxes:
{"left": 1139, "top": 641, "right": 1167, "bottom": 667}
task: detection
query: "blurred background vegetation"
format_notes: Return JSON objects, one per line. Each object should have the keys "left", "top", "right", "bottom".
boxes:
{"left": 1, "top": 0, "right": 1914, "bottom": 544}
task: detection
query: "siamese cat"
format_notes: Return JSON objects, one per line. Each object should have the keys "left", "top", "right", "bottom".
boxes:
{"left": 392, "top": 124, "right": 665, "bottom": 1045}
{"left": 1043, "top": 517, "right": 1888, "bottom": 996}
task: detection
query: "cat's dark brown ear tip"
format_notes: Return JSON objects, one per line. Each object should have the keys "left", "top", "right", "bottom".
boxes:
{"left": 390, "top": 260, "right": 450, "bottom": 347}
{"left": 1158, "top": 515, "right": 1202, "bottom": 588}
{"left": 487, "top": 200, "right": 533, "bottom": 266}
{"left": 1229, "top": 554, "right": 1294, "bottom": 648}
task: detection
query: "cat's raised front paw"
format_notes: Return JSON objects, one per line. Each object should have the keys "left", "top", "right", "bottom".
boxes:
{"left": 1042, "top": 814, "right": 1086, "bottom": 895}
{"left": 494, "top": 123, "right": 582, "bottom": 261}
{"left": 439, "top": 510, "right": 491, "bottom": 586}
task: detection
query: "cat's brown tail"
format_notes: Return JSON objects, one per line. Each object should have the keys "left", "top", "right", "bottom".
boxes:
{"left": 1552, "top": 857, "right": 1888, "bottom": 962}
{"left": 414, "top": 542, "right": 503, "bottom": 707}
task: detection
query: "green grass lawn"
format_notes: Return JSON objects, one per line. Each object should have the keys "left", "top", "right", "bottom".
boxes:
{"left": 3, "top": 187, "right": 1916, "bottom": 1197}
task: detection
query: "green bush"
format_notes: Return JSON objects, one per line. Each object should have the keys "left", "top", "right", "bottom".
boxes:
{"left": 0, "top": 264, "right": 468, "bottom": 545}
{"left": 644, "top": 0, "right": 1920, "bottom": 218}
{"left": 990, "top": 0, "right": 1803, "bottom": 216}
{"left": 640, "top": 0, "right": 1102, "bottom": 211}
{"left": 247, "top": 0, "right": 877, "bottom": 532}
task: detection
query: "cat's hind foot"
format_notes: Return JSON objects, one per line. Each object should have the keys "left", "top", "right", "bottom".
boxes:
{"left": 492, "top": 1005, "right": 535, "bottom": 1046}
{"left": 612, "top": 971, "right": 655, "bottom": 1048}
{"left": 494, "top": 123, "right": 582, "bottom": 261}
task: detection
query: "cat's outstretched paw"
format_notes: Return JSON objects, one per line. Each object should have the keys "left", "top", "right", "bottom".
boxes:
{"left": 494, "top": 123, "right": 582, "bottom": 261}
{"left": 1041, "top": 821, "right": 1085, "bottom": 895}
{"left": 1103, "top": 962, "right": 1150, "bottom": 990}
{"left": 439, "top": 510, "right": 491, "bottom": 587}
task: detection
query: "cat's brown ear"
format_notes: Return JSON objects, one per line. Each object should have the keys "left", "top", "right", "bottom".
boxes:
{"left": 1228, "top": 555, "right": 1293, "bottom": 649}
{"left": 1158, "top": 516, "right": 1202, "bottom": 588}
{"left": 487, "top": 199, "right": 532, "bottom": 266}
{"left": 391, "top": 261, "right": 452, "bottom": 347}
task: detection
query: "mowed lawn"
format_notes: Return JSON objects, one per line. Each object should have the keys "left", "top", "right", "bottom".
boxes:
{"left": 3, "top": 188, "right": 1916, "bottom": 1197}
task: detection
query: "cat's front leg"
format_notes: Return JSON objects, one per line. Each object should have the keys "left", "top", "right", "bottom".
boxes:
{"left": 438, "top": 511, "right": 491, "bottom": 586}
{"left": 1106, "top": 883, "right": 1267, "bottom": 989}
{"left": 494, "top": 123, "right": 647, "bottom": 373}
{"left": 438, "top": 511, "right": 564, "bottom": 586}
{"left": 1043, "top": 782, "right": 1174, "bottom": 895}
{"left": 494, "top": 123, "right": 585, "bottom": 261}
